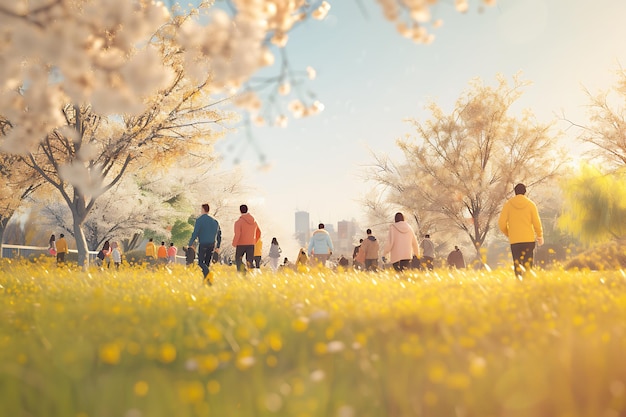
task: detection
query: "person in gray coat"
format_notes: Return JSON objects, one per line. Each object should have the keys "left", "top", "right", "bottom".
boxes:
{"left": 421, "top": 234, "right": 435, "bottom": 270}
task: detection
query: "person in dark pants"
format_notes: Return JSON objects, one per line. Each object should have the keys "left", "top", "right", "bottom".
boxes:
{"left": 420, "top": 234, "right": 435, "bottom": 270}
{"left": 232, "top": 204, "right": 261, "bottom": 274}
{"left": 498, "top": 183, "right": 544, "bottom": 278}
{"left": 382, "top": 212, "right": 419, "bottom": 273}
{"left": 188, "top": 203, "right": 221, "bottom": 284}
{"left": 56, "top": 234, "right": 68, "bottom": 264}
{"left": 357, "top": 229, "right": 380, "bottom": 272}
{"left": 184, "top": 244, "right": 196, "bottom": 267}
{"left": 447, "top": 246, "right": 466, "bottom": 269}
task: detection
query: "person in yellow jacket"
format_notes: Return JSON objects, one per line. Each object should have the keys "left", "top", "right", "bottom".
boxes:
{"left": 498, "top": 183, "right": 544, "bottom": 278}
{"left": 253, "top": 239, "right": 263, "bottom": 268}
{"left": 145, "top": 238, "right": 157, "bottom": 265}
{"left": 56, "top": 233, "right": 69, "bottom": 264}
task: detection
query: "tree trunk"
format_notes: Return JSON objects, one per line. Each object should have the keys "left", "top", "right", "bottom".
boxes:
{"left": 0, "top": 220, "right": 6, "bottom": 257}
{"left": 0, "top": 216, "right": 8, "bottom": 245}
{"left": 122, "top": 232, "right": 143, "bottom": 252}
{"left": 73, "top": 219, "right": 89, "bottom": 269}
{"left": 70, "top": 192, "right": 90, "bottom": 269}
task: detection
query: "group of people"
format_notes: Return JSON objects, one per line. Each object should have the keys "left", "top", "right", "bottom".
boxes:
{"left": 145, "top": 239, "right": 180, "bottom": 266}
{"left": 48, "top": 233, "right": 68, "bottom": 264}
{"left": 95, "top": 240, "right": 122, "bottom": 269}
{"left": 186, "top": 203, "right": 260, "bottom": 284}
{"left": 45, "top": 183, "right": 542, "bottom": 280}
{"left": 303, "top": 182, "right": 543, "bottom": 278}
{"left": 291, "top": 219, "right": 461, "bottom": 273}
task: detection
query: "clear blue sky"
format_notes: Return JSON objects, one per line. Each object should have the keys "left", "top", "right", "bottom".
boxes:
{"left": 216, "top": 0, "right": 626, "bottom": 241}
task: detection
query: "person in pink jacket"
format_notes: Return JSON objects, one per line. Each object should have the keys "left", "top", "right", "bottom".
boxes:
{"left": 383, "top": 212, "right": 420, "bottom": 272}
{"left": 232, "top": 204, "right": 261, "bottom": 273}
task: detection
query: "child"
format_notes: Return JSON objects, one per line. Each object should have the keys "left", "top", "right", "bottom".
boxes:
{"left": 48, "top": 234, "right": 57, "bottom": 256}
{"left": 296, "top": 248, "right": 308, "bottom": 267}
{"left": 96, "top": 240, "right": 111, "bottom": 268}
{"left": 157, "top": 241, "right": 167, "bottom": 265}
{"left": 184, "top": 244, "right": 196, "bottom": 266}
{"left": 111, "top": 241, "right": 122, "bottom": 269}
{"left": 167, "top": 242, "right": 177, "bottom": 264}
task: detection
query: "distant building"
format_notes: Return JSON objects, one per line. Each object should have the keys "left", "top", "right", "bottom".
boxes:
{"left": 295, "top": 211, "right": 310, "bottom": 247}
{"left": 336, "top": 220, "right": 359, "bottom": 259}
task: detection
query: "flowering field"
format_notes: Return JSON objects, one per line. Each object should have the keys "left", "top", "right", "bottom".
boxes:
{"left": 1, "top": 259, "right": 626, "bottom": 417}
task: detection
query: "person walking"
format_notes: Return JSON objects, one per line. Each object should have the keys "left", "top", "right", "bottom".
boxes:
{"left": 268, "top": 237, "right": 282, "bottom": 272}
{"left": 421, "top": 234, "right": 435, "bottom": 270}
{"left": 232, "top": 204, "right": 261, "bottom": 274}
{"left": 145, "top": 238, "right": 157, "bottom": 265}
{"left": 357, "top": 229, "right": 380, "bottom": 271}
{"left": 167, "top": 243, "right": 177, "bottom": 264}
{"left": 253, "top": 238, "right": 263, "bottom": 268}
{"left": 498, "top": 183, "right": 544, "bottom": 278}
{"left": 352, "top": 239, "right": 363, "bottom": 269}
{"left": 56, "top": 233, "right": 68, "bottom": 265}
{"left": 447, "top": 246, "right": 466, "bottom": 269}
{"left": 383, "top": 212, "right": 419, "bottom": 272}
{"left": 296, "top": 248, "right": 308, "bottom": 268}
{"left": 111, "top": 241, "right": 122, "bottom": 269}
{"left": 184, "top": 244, "right": 196, "bottom": 267}
{"left": 48, "top": 234, "right": 57, "bottom": 257}
{"left": 308, "top": 223, "right": 334, "bottom": 266}
{"left": 157, "top": 241, "right": 168, "bottom": 265}
{"left": 188, "top": 203, "right": 222, "bottom": 283}
{"left": 96, "top": 240, "right": 111, "bottom": 268}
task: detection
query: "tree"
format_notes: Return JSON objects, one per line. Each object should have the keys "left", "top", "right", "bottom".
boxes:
{"left": 366, "top": 74, "right": 565, "bottom": 258}
{"left": 35, "top": 151, "right": 250, "bottom": 254}
{"left": 13, "top": 13, "right": 234, "bottom": 266}
{"left": 572, "top": 68, "right": 626, "bottom": 171}
{"left": 0, "top": 150, "right": 44, "bottom": 244}
{"left": 558, "top": 164, "right": 626, "bottom": 244}
{"left": 37, "top": 177, "right": 172, "bottom": 252}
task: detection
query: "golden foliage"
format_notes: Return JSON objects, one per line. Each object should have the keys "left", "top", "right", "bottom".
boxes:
{"left": 564, "top": 239, "right": 626, "bottom": 270}
{"left": 558, "top": 164, "right": 626, "bottom": 243}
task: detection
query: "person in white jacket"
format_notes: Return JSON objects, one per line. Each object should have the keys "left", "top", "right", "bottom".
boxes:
{"left": 268, "top": 237, "right": 282, "bottom": 272}
{"left": 383, "top": 212, "right": 419, "bottom": 272}
{"left": 308, "top": 223, "right": 334, "bottom": 266}
{"left": 111, "top": 241, "right": 122, "bottom": 269}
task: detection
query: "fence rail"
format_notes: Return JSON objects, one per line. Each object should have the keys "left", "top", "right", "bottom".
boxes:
{"left": 0, "top": 244, "right": 187, "bottom": 264}
{"left": 1, "top": 244, "right": 100, "bottom": 262}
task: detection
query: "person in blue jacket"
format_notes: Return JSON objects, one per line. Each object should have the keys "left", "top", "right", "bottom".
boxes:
{"left": 188, "top": 203, "right": 221, "bottom": 284}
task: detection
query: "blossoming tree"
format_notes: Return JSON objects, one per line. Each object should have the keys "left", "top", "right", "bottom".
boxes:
{"left": 366, "top": 74, "right": 565, "bottom": 259}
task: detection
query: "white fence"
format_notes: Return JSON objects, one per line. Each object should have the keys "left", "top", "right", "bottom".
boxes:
{"left": 0, "top": 244, "right": 100, "bottom": 262}
{"left": 0, "top": 244, "right": 188, "bottom": 265}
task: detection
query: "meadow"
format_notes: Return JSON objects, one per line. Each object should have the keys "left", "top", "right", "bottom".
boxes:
{"left": 1, "top": 258, "right": 626, "bottom": 417}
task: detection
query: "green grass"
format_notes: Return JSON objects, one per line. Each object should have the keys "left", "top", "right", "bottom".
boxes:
{"left": 1, "top": 258, "right": 626, "bottom": 417}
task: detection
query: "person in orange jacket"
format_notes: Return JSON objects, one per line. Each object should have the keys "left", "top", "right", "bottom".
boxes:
{"left": 498, "top": 183, "right": 544, "bottom": 278}
{"left": 157, "top": 241, "right": 168, "bottom": 265}
{"left": 232, "top": 204, "right": 261, "bottom": 273}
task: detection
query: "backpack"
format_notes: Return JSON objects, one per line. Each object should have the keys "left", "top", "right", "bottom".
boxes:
{"left": 97, "top": 250, "right": 105, "bottom": 260}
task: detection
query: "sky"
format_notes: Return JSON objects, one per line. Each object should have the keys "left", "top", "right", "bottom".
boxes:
{"left": 216, "top": 0, "right": 626, "bottom": 244}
